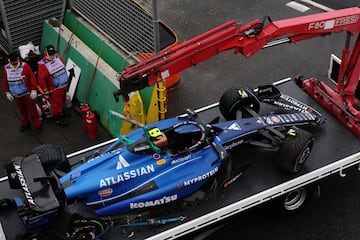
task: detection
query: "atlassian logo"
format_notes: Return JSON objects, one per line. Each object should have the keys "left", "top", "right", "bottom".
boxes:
{"left": 228, "top": 122, "right": 241, "bottom": 130}
{"left": 100, "top": 164, "right": 155, "bottom": 188}
{"left": 116, "top": 155, "right": 130, "bottom": 170}
{"left": 14, "top": 164, "right": 35, "bottom": 206}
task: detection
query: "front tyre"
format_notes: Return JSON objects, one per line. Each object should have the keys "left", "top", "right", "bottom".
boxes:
{"left": 219, "top": 86, "right": 260, "bottom": 120}
{"left": 275, "top": 128, "right": 314, "bottom": 173}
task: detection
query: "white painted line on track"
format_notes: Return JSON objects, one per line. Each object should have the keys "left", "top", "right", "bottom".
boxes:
{"left": 286, "top": 1, "right": 310, "bottom": 12}
{"left": 300, "top": 0, "right": 334, "bottom": 12}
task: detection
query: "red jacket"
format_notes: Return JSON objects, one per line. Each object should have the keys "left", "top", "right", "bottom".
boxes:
{"left": 2, "top": 62, "right": 37, "bottom": 93}
{"left": 37, "top": 54, "right": 65, "bottom": 91}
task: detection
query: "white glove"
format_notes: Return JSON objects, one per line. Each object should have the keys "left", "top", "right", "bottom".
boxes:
{"left": 30, "top": 90, "right": 37, "bottom": 100}
{"left": 5, "top": 92, "right": 14, "bottom": 101}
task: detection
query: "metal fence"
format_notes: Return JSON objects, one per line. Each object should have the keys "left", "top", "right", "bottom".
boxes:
{"left": 70, "top": 0, "right": 162, "bottom": 57}
{"left": 0, "top": 0, "right": 66, "bottom": 54}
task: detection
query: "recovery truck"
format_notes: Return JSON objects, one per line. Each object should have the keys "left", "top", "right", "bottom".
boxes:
{"left": 1, "top": 6, "right": 360, "bottom": 240}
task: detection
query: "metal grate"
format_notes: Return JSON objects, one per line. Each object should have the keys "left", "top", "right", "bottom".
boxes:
{"left": 70, "top": 0, "right": 165, "bottom": 56}
{"left": 0, "top": 0, "right": 66, "bottom": 54}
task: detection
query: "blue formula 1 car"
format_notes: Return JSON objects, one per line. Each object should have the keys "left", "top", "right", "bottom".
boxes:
{"left": 2, "top": 85, "right": 324, "bottom": 239}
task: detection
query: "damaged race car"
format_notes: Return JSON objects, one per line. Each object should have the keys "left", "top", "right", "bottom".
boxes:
{"left": 1, "top": 84, "right": 324, "bottom": 239}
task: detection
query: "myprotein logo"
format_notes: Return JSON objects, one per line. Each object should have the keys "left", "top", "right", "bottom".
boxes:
{"left": 181, "top": 167, "right": 218, "bottom": 187}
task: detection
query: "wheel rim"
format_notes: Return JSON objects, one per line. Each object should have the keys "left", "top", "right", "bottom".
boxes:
{"left": 294, "top": 140, "right": 313, "bottom": 172}
{"left": 283, "top": 188, "right": 307, "bottom": 211}
{"left": 72, "top": 226, "right": 97, "bottom": 240}
{"left": 299, "top": 145, "right": 311, "bottom": 164}
{"left": 70, "top": 220, "right": 104, "bottom": 240}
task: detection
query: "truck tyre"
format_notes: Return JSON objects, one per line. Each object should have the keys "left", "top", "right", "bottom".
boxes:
{"left": 31, "top": 144, "right": 70, "bottom": 174}
{"left": 219, "top": 86, "right": 260, "bottom": 120}
{"left": 275, "top": 128, "right": 314, "bottom": 173}
{"left": 283, "top": 187, "right": 307, "bottom": 211}
{"left": 279, "top": 184, "right": 321, "bottom": 213}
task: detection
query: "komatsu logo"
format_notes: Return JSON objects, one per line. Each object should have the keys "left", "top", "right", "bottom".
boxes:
{"left": 100, "top": 164, "right": 155, "bottom": 187}
{"left": 130, "top": 194, "right": 177, "bottom": 209}
{"left": 14, "top": 164, "right": 35, "bottom": 206}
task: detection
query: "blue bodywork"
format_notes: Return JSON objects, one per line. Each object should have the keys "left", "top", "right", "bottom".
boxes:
{"left": 59, "top": 111, "right": 318, "bottom": 216}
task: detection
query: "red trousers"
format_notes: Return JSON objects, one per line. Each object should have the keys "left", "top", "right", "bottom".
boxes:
{"left": 49, "top": 87, "right": 67, "bottom": 116}
{"left": 14, "top": 94, "right": 42, "bottom": 128}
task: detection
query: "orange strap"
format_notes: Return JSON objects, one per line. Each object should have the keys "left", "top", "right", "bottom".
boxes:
{"left": 37, "top": 85, "right": 49, "bottom": 99}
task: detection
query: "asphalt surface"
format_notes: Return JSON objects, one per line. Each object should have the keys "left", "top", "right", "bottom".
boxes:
{"left": 1, "top": 1, "right": 359, "bottom": 240}
{"left": 0, "top": 70, "right": 113, "bottom": 177}
{"left": 157, "top": 1, "right": 360, "bottom": 240}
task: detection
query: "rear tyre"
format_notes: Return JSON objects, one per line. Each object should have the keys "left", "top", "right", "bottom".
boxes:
{"left": 68, "top": 219, "right": 105, "bottom": 240}
{"left": 275, "top": 128, "right": 314, "bottom": 173}
{"left": 53, "top": 203, "right": 105, "bottom": 240}
{"left": 31, "top": 144, "right": 70, "bottom": 174}
{"left": 219, "top": 86, "right": 260, "bottom": 120}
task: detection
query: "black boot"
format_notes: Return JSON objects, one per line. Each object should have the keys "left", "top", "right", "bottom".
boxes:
{"left": 19, "top": 124, "right": 30, "bottom": 132}
{"left": 55, "top": 113, "right": 68, "bottom": 126}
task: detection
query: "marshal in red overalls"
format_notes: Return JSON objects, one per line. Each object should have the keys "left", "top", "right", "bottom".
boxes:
{"left": 37, "top": 45, "right": 69, "bottom": 126}
{"left": 2, "top": 51, "right": 41, "bottom": 131}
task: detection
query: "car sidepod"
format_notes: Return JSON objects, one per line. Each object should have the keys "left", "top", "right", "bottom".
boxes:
{"left": 60, "top": 142, "right": 221, "bottom": 216}
{"left": 94, "top": 146, "right": 221, "bottom": 215}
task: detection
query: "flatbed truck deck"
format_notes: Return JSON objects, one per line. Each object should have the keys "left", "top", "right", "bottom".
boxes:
{"left": 1, "top": 78, "right": 360, "bottom": 240}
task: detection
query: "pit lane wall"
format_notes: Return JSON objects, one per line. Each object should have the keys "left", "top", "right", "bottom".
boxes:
{"left": 40, "top": 10, "right": 176, "bottom": 136}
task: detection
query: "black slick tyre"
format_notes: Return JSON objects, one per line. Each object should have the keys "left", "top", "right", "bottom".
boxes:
{"left": 275, "top": 128, "right": 314, "bottom": 173}
{"left": 31, "top": 144, "right": 70, "bottom": 174}
{"left": 219, "top": 86, "right": 260, "bottom": 120}
{"left": 53, "top": 203, "right": 105, "bottom": 240}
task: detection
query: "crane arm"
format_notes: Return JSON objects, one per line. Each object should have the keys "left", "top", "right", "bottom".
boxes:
{"left": 115, "top": 7, "right": 360, "bottom": 98}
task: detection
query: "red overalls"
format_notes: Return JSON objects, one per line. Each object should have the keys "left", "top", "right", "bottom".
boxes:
{"left": 2, "top": 62, "right": 41, "bottom": 128}
{"left": 37, "top": 54, "right": 68, "bottom": 117}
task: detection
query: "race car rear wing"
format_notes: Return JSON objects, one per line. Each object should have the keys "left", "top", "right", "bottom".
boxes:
{"left": 5, "top": 155, "right": 60, "bottom": 212}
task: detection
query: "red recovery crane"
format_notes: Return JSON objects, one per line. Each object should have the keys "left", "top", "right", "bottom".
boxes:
{"left": 114, "top": 7, "right": 360, "bottom": 138}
